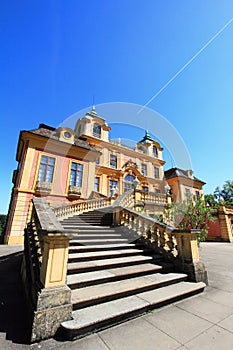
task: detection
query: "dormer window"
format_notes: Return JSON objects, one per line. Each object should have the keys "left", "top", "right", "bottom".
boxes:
{"left": 93, "top": 123, "right": 101, "bottom": 138}
{"left": 153, "top": 146, "right": 158, "bottom": 157}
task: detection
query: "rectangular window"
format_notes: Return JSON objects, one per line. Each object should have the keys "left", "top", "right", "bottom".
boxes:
{"left": 93, "top": 123, "right": 101, "bottom": 138}
{"left": 70, "top": 162, "right": 83, "bottom": 187}
{"left": 110, "top": 155, "right": 117, "bottom": 169}
{"left": 154, "top": 167, "right": 159, "bottom": 179}
{"left": 153, "top": 146, "right": 158, "bottom": 157}
{"left": 94, "top": 177, "right": 100, "bottom": 192}
{"left": 38, "top": 155, "right": 55, "bottom": 183}
{"left": 109, "top": 180, "right": 118, "bottom": 196}
{"left": 142, "top": 186, "right": 149, "bottom": 192}
{"left": 155, "top": 188, "right": 161, "bottom": 194}
{"left": 95, "top": 157, "right": 100, "bottom": 165}
{"left": 185, "top": 188, "right": 191, "bottom": 200}
{"left": 141, "top": 163, "right": 147, "bottom": 176}
{"left": 195, "top": 191, "right": 200, "bottom": 200}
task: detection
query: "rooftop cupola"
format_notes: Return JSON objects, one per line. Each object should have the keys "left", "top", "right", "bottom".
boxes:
{"left": 137, "top": 130, "right": 163, "bottom": 159}
{"left": 75, "top": 106, "right": 111, "bottom": 142}
{"left": 138, "top": 130, "right": 155, "bottom": 145}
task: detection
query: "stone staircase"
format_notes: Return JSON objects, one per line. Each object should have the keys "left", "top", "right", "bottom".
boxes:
{"left": 59, "top": 207, "right": 205, "bottom": 340}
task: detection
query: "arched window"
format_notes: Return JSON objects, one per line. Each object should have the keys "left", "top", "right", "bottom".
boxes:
{"left": 93, "top": 123, "right": 101, "bottom": 138}
{"left": 124, "top": 174, "right": 136, "bottom": 192}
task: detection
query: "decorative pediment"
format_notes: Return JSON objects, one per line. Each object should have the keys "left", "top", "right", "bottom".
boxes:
{"left": 122, "top": 159, "right": 138, "bottom": 170}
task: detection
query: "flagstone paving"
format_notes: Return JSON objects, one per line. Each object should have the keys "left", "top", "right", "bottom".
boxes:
{"left": 1, "top": 242, "right": 233, "bottom": 349}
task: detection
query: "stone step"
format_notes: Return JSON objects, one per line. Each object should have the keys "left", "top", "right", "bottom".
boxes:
{"left": 61, "top": 281, "right": 206, "bottom": 340}
{"left": 64, "top": 230, "right": 139, "bottom": 241}
{"left": 65, "top": 214, "right": 112, "bottom": 219}
{"left": 69, "top": 243, "right": 137, "bottom": 251}
{"left": 62, "top": 225, "right": 112, "bottom": 230}
{"left": 71, "top": 273, "right": 187, "bottom": 309}
{"left": 63, "top": 220, "right": 110, "bottom": 225}
{"left": 68, "top": 248, "right": 145, "bottom": 262}
{"left": 64, "top": 211, "right": 112, "bottom": 218}
{"left": 68, "top": 233, "right": 123, "bottom": 238}
{"left": 67, "top": 263, "right": 162, "bottom": 288}
{"left": 68, "top": 239, "right": 132, "bottom": 245}
{"left": 67, "top": 255, "right": 154, "bottom": 274}
{"left": 77, "top": 212, "right": 112, "bottom": 217}
{"left": 69, "top": 216, "right": 109, "bottom": 220}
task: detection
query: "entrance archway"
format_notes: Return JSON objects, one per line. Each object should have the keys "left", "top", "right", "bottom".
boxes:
{"left": 124, "top": 174, "right": 136, "bottom": 192}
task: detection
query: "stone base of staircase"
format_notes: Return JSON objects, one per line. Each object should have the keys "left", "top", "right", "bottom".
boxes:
{"left": 59, "top": 208, "right": 206, "bottom": 340}
{"left": 61, "top": 281, "right": 205, "bottom": 340}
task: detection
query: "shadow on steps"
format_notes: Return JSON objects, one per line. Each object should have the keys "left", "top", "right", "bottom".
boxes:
{"left": 0, "top": 251, "right": 32, "bottom": 344}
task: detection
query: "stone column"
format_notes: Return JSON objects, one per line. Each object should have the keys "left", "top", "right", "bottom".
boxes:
{"left": 218, "top": 206, "right": 233, "bottom": 242}
{"left": 40, "top": 233, "right": 70, "bottom": 288}
{"left": 175, "top": 230, "right": 208, "bottom": 284}
{"left": 23, "top": 198, "right": 73, "bottom": 342}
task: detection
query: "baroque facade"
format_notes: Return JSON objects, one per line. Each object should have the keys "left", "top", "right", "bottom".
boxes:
{"left": 5, "top": 107, "right": 204, "bottom": 244}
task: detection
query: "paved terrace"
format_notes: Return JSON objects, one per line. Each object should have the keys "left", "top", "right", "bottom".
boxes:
{"left": 1, "top": 242, "right": 233, "bottom": 350}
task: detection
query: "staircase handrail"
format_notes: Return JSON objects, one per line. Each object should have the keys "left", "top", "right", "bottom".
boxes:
{"left": 113, "top": 189, "right": 168, "bottom": 210}
{"left": 113, "top": 205, "right": 207, "bottom": 283}
{"left": 113, "top": 189, "right": 134, "bottom": 208}
{"left": 142, "top": 191, "right": 167, "bottom": 204}
{"left": 53, "top": 197, "right": 112, "bottom": 220}
{"left": 22, "top": 197, "right": 72, "bottom": 342}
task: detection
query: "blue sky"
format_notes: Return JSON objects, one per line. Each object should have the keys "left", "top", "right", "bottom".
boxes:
{"left": 0, "top": 1, "right": 233, "bottom": 213}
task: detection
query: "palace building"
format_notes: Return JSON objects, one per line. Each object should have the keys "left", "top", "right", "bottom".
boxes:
{"left": 4, "top": 107, "right": 205, "bottom": 244}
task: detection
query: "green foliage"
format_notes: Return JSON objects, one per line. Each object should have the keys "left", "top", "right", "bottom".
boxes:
{"left": 0, "top": 214, "right": 7, "bottom": 237}
{"left": 204, "top": 194, "right": 219, "bottom": 207}
{"left": 221, "top": 180, "right": 233, "bottom": 206}
{"left": 206, "top": 180, "right": 233, "bottom": 207}
{"left": 162, "top": 199, "right": 214, "bottom": 243}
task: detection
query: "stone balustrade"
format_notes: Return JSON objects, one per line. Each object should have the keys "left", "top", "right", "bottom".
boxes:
{"left": 22, "top": 197, "right": 72, "bottom": 342}
{"left": 113, "top": 189, "right": 168, "bottom": 210}
{"left": 113, "top": 189, "right": 134, "bottom": 208}
{"left": 53, "top": 197, "right": 112, "bottom": 220}
{"left": 139, "top": 191, "right": 167, "bottom": 205}
{"left": 113, "top": 206, "right": 207, "bottom": 283}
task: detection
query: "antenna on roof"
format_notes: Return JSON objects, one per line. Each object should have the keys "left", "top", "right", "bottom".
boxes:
{"left": 92, "top": 95, "right": 95, "bottom": 111}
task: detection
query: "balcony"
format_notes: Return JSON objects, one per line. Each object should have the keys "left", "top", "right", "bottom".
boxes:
{"left": 68, "top": 186, "right": 82, "bottom": 199}
{"left": 35, "top": 181, "right": 52, "bottom": 195}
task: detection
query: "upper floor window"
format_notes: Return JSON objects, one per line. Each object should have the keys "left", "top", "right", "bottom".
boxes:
{"left": 154, "top": 166, "right": 159, "bottom": 179}
{"left": 141, "top": 163, "right": 147, "bottom": 176}
{"left": 93, "top": 123, "right": 101, "bottom": 138}
{"left": 142, "top": 186, "right": 149, "bottom": 192}
{"left": 110, "top": 155, "right": 117, "bottom": 169}
{"left": 94, "top": 177, "right": 100, "bottom": 192}
{"left": 153, "top": 146, "right": 158, "bottom": 157}
{"left": 195, "top": 191, "right": 200, "bottom": 200}
{"left": 38, "top": 155, "right": 55, "bottom": 183}
{"left": 138, "top": 145, "right": 147, "bottom": 154}
{"left": 185, "top": 188, "right": 191, "bottom": 200}
{"left": 95, "top": 157, "right": 100, "bottom": 165}
{"left": 70, "top": 162, "right": 83, "bottom": 187}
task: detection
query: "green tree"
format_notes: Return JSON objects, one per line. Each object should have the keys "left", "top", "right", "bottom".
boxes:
{"left": 204, "top": 194, "right": 219, "bottom": 207}
{"left": 220, "top": 180, "right": 233, "bottom": 206}
{"left": 0, "top": 214, "right": 7, "bottom": 238}
{"left": 162, "top": 199, "right": 214, "bottom": 243}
